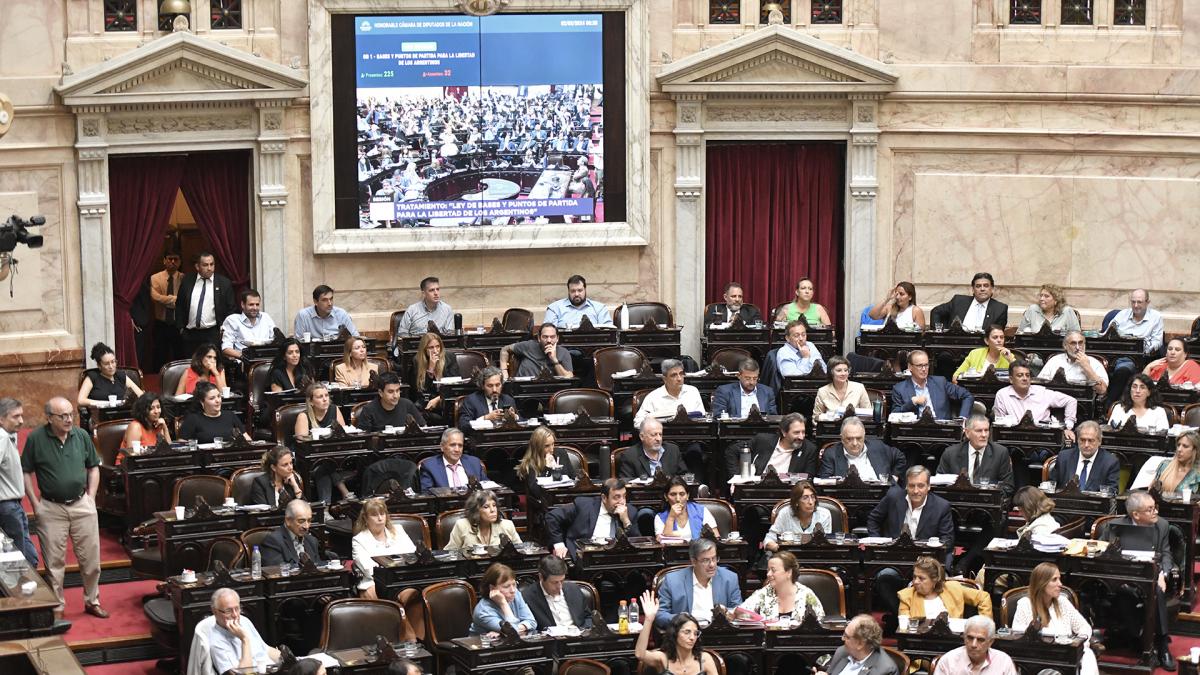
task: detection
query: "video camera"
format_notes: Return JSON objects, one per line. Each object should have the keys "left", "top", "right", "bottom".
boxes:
{"left": 0, "top": 215, "right": 44, "bottom": 254}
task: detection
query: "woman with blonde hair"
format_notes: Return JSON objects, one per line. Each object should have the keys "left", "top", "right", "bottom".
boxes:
{"left": 352, "top": 498, "right": 415, "bottom": 599}
{"left": 334, "top": 336, "right": 379, "bottom": 388}
{"left": 1014, "top": 486, "right": 1059, "bottom": 537}
{"left": 294, "top": 382, "right": 346, "bottom": 438}
{"left": 897, "top": 556, "right": 992, "bottom": 620}
{"left": 1155, "top": 430, "right": 1200, "bottom": 493}
{"left": 409, "top": 331, "right": 458, "bottom": 424}
{"left": 1012, "top": 562, "right": 1097, "bottom": 675}
{"left": 1018, "top": 284, "right": 1081, "bottom": 334}
{"left": 445, "top": 489, "right": 521, "bottom": 550}
{"left": 738, "top": 551, "right": 824, "bottom": 621}
{"left": 515, "top": 426, "right": 577, "bottom": 499}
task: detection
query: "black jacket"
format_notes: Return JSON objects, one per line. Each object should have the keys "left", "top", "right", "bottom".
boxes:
{"left": 704, "top": 303, "right": 763, "bottom": 327}
{"left": 936, "top": 440, "right": 1015, "bottom": 498}
{"left": 520, "top": 580, "right": 594, "bottom": 631}
{"left": 546, "top": 495, "right": 639, "bottom": 559}
{"left": 725, "top": 432, "right": 818, "bottom": 479}
{"left": 930, "top": 294, "right": 1010, "bottom": 330}
{"left": 817, "top": 438, "right": 907, "bottom": 484}
{"left": 174, "top": 272, "right": 236, "bottom": 330}
{"left": 867, "top": 487, "right": 955, "bottom": 547}
{"left": 260, "top": 524, "right": 321, "bottom": 567}
{"left": 248, "top": 474, "right": 302, "bottom": 509}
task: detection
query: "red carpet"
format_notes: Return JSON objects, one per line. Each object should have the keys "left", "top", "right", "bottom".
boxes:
{"left": 86, "top": 660, "right": 160, "bottom": 674}
{"left": 62, "top": 579, "right": 158, "bottom": 643}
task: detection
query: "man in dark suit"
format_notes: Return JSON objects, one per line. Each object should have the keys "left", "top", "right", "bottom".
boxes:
{"left": 889, "top": 350, "right": 974, "bottom": 420}
{"left": 818, "top": 615, "right": 898, "bottom": 675}
{"left": 868, "top": 466, "right": 955, "bottom": 620}
{"left": 1050, "top": 421, "right": 1120, "bottom": 493}
{"left": 520, "top": 555, "right": 593, "bottom": 631}
{"left": 260, "top": 500, "right": 322, "bottom": 566}
{"left": 457, "top": 366, "right": 517, "bottom": 430}
{"left": 418, "top": 428, "right": 487, "bottom": 492}
{"left": 175, "top": 251, "right": 235, "bottom": 355}
{"left": 936, "top": 415, "right": 1015, "bottom": 498}
{"left": 937, "top": 414, "right": 1014, "bottom": 573}
{"left": 726, "top": 412, "right": 818, "bottom": 480}
{"left": 929, "top": 272, "right": 1009, "bottom": 331}
{"left": 711, "top": 359, "right": 777, "bottom": 419}
{"left": 617, "top": 418, "right": 686, "bottom": 480}
{"left": 703, "top": 282, "right": 763, "bottom": 327}
{"left": 818, "top": 417, "right": 906, "bottom": 485}
{"left": 1100, "top": 490, "right": 1175, "bottom": 669}
{"left": 546, "top": 479, "right": 638, "bottom": 560}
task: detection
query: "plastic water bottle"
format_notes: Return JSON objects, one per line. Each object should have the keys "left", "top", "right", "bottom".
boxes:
{"left": 618, "top": 600, "right": 629, "bottom": 634}
{"left": 618, "top": 304, "right": 630, "bottom": 330}
{"left": 628, "top": 598, "right": 640, "bottom": 626}
{"left": 251, "top": 545, "right": 262, "bottom": 579}
{"left": 740, "top": 443, "right": 752, "bottom": 478}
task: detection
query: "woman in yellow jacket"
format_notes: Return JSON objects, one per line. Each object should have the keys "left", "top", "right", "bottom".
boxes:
{"left": 898, "top": 556, "right": 992, "bottom": 619}
{"left": 952, "top": 325, "right": 1015, "bottom": 383}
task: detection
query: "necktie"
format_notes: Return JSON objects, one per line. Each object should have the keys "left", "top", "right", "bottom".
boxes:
{"left": 166, "top": 274, "right": 175, "bottom": 322}
{"left": 1079, "top": 459, "right": 1090, "bottom": 489}
{"left": 294, "top": 536, "right": 304, "bottom": 560}
{"left": 608, "top": 512, "right": 619, "bottom": 538}
{"left": 448, "top": 464, "right": 461, "bottom": 488}
{"left": 489, "top": 398, "right": 498, "bottom": 413}
{"left": 971, "top": 451, "right": 982, "bottom": 482}
{"left": 193, "top": 278, "right": 207, "bottom": 328}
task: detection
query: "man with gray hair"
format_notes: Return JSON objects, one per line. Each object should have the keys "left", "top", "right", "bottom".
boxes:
{"left": 816, "top": 614, "right": 898, "bottom": 675}
{"left": 0, "top": 398, "right": 35, "bottom": 566}
{"left": 817, "top": 416, "right": 906, "bottom": 484}
{"left": 632, "top": 358, "right": 706, "bottom": 428}
{"left": 458, "top": 366, "right": 517, "bottom": 429}
{"left": 260, "top": 499, "right": 321, "bottom": 566}
{"left": 208, "top": 587, "right": 280, "bottom": 673}
{"left": 22, "top": 397, "right": 106, "bottom": 618}
{"left": 934, "top": 614, "right": 1017, "bottom": 674}
{"left": 654, "top": 537, "right": 742, "bottom": 629}
{"left": 1101, "top": 489, "right": 1174, "bottom": 666}
{"left": 1039, "top": 331, "right": 1109, "bottom": 397}
{"left": 1050, "top": 421, "right": 1119, "bottom": 493}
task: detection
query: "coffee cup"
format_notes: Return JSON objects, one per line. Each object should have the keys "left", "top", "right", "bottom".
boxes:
{"left": 303, "top": 332, "right": 312, "bottom": 342}
{"left": 898, "top": 615, "right": 910, "bottom": 631}
{"left": 224, "top": 497, "right": 236, "bottom": 508}
{"left": 727, "top": 531, "right": 740, "bottom": 541}
{"left": 174, "top": 505, "right": 186, "bottom": 520}
{"left": 926, "top": 537, "right": 941, "bottom": 546}
{"left": 221, "top": 386, "right": 232, "bottom": 397}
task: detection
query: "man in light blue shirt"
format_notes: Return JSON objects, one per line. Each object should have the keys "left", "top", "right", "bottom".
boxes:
{"left": 1111, "top": 288, "right": 1164, "bottom": 355}
{"left": 395, "top": 276, "right": 455, "bottom": 337}
{"left": 208, "top": 587, "right": 279, "bottom": 673}
{"left": 293, "top": 284, "right": 359, "bottom": 338}
{"left": 221, "top": 289, "right": 277, "bottom": 359}
{"left": 544, "top": 275, "right": 612, "bottom": 328}
{"left": 776, "top": 320, "right": 826, "bottom": 377}
{"left": 1107, "top": 288, "right": 1165, "bottom": 406}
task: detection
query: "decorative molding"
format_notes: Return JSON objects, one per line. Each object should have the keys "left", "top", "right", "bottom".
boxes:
{"left": 456, "top": 0, "right": 511, "bottom": 15}
{"left": 263, "top": 113, "right": 282, "bottom": 131}
{"left": 78, "top": 149, "right": 107, "bottom": 161}
{"left": 100, "top": 60, "right": 264, "bottom": 94}
{"left": 706, "top": 105, "right": 847, "bottom": 123}
{"left": 260, "top": 198, "right": 288, "bottom": 208}
{"left": 78, "top": 207, "right": 108, "bottom": 216}
{"left": 699, "top": 52, "right": 852, "bottom": 84}
{"left": 856, "top": 106, "right": 875, "bottom": 124}
{"left": 675, "top": 188, "right": 702, "bottom": 200}
{"left": 850, "top": 188, "right": 878, "bottom": 198}
{"left": 80, "top": 119, "right": 100, "bottom": 137}
{"left": 259, "top": 141, "right": 287, "bottom": 153}
{"left": 108, "top": 114, "right": 253, "bottom": 134}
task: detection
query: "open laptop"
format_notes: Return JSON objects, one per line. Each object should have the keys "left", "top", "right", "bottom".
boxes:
{"left": 1110, "top": 523, "right": 1157, "bottom": 553}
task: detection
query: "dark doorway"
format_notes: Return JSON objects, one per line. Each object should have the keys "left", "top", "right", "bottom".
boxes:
{"left": 704, "top": 141, "right": 845, "bottom": 330}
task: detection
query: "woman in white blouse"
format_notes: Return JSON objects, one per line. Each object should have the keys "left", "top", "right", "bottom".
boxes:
{"left": 1014, "top": 486, "right": 1059, "bottom": 538}
{"left": 811, "top": 357, "right": 871, "bottom": 417}
{"left": 1012, "top": 562, "right": 1098, "bottom": 675}
{"left": 351, "top": 498, "right": 415, "bottom": 599}
{"left": 867, "top": 281, "right": 925, "bottom": 330}
{"left": 763, "top": 480, "right": 834, "bottom": 551}
{"left": 654, "top": 476, "right": 718, "bottom": 541}
{"left": 1108, "top": 374, "right": 1170, "bottom": 431}
{"left": 738, "top": 551, "right": 824, "bottom": 622}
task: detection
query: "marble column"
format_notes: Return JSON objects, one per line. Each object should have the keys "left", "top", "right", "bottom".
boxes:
{"left": 672, "top": 94, "right": 706, "bottom": 360}
{"left": 844, "top": 95, "right": 881, "bottom": 353}
{"left": 256, "top": 104, "right": 290, "bottom": 325}
{"left": 75, "top": 109, "right": 114, "bottom": 358}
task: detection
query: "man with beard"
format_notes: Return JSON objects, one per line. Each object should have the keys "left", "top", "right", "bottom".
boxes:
{"left": 221, "top": 289, "right": 278, "bottom": 360}
{"left": 544, "top": 275, "right": 612, "bottom": 328}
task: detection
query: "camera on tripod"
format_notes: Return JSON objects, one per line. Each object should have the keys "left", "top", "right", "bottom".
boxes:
{"left": 0, "top": 215, "right": 44, "bottom": 254}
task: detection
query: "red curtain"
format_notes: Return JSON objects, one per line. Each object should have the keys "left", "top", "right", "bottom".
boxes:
{"left": 705, "top": 142, "right": 845, "bottom": 328}
{"left": 180, "top": 151, "right": 251, "bottom": 289}
{"left": 108, "top": 154, "right": 187, "bottom": 369}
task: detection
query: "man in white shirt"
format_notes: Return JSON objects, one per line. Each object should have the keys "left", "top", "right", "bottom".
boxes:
{"left": 775, "top": 320, "right": 826, "bottom": 377}
{"left": 933, "top": 615, "right": 1018, "bottom": 675}
{"left": 520, "top": 555, "right": 593, "bottom": 631}
{"left": 632, "top": 359, "right": 706, "bottom": 427}
{"left": 0, "top": 398, "right": 35, "bottom": 566}
{"left": 221, "top": 289, "right": 278, "bottom": 359}
{"left": 207, "top": 587, "right": 280, "bottom": 674}
{"left": 654, "top": 538, "right": 742, "bottom": 629}
{"left": 1039, "top": 331, "right": 1109, "bottom": 397}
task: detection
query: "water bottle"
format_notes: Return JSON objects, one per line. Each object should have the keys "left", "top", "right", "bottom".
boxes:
{"left": 618, "top": 304, "right": 630, "bottom": 330}
{"left": 453, "top": 313, "right": 463, "bottom": 334}
{"left": 618, "top": 600, "right": 629, "bottom": 634}
{"left": 873, "top": 398, "right": 883, "bottom": 423}
{"left": 740, "top": 442, "right": 752, "bottom": 478}
{"left": 628, "top": 598, "right": 640, "bottom": 626}
{"left": 251, "top": 545, "right": 262, "bottom": 579}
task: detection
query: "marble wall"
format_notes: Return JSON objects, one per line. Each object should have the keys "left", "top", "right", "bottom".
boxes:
{"left": 2, "top": 0, "right": 1200, "bottom": 414}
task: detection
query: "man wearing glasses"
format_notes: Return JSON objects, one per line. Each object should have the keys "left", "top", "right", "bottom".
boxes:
{"left": 21, "top": 397, "right": 106, "bottom": 619}
{"left": 1101, "top": 491, "right": 1175, "bottom": 669}
{"left": 209, "top": 587, "right": 280, "bottom": 673}
{"left": 654, "top": 538, "right": 742, "bottom": 629}
{"left": 889, "top": 349, "right": 973, "bottom": 420}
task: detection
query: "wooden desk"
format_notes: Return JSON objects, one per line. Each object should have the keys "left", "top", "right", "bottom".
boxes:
{"left": 885, "top": 414, "right": 964, "bottom": 470}
{"left": 556, "top": 320, "right": 620, "bottom": 358}
{"left": 701, "top": 324, "right": 770, "bottom": 364}
{"left": 504, "top": 375, "right": 580, "bottom": 418}
{"left": 446, "top": 633, "right": 551, "bottom": 674}
{"left": 769, "top": 324, "right": 838, "bottom": 362}
{"left": 0, "top": 558, "right": 61, "bottom": 639}
{"left": 0, "top": 637, "right": 86, "bottom": 674}
{"left": 155, "top": 503, "right": 327, "bottom": 576}
{"left": 1014, "top": 325, "right": 1146, "bottom": 370}
{"left": 854, "top": 320, "right": 924, "bottom": 362}
{"left": 371, "top": 540, "right": 547, "bottom": 599}
{"left": 762, "top": 616, "right": 848, "bottom": 674}
{"left": 619, "top": 324, "right": 682, "bottom": 360}
{"left": 897, "top": 616, "right": 1085, "bottom": 675}
{"left": 1099, "top": 422, "right": 1172, "bottom": 478}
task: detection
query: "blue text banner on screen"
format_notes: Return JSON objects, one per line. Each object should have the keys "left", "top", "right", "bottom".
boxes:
{"left": 356, "top": 14, "right": 602, "bottom": 89}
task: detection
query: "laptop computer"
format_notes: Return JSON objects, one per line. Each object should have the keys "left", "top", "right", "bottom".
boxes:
{"left": 1110, "top": 523, "right": 1157, "bottom": 553}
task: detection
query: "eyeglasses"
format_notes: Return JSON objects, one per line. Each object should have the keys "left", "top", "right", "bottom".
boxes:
{"left": 49, "top": 412, "right": 76, "bottom": 421}
{"left": 216, "top": 605, "right": 241, "bottom": 616}
{"left": 910, "top": 363, "right": 930, "bottom": 369}
{"left": 696, "top": 556, "right": 720, "bottom": 566}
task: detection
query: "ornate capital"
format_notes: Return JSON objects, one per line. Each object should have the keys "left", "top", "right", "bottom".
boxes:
{"left": 850, "top": 187, "right": 878, "bottom": 199}
{"left": 675, "top": 188, "right": 702, "bottom": 201}
{"left": 260, "top": 198, "right": 288, "bottom": 208}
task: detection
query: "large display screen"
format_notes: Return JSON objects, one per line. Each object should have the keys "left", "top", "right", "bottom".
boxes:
{"left": 349, "top": 13, "right": 608, "bottom": 229}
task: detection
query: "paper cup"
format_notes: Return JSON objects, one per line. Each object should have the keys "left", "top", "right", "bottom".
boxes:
{"left": 303, "top": 332, "right": 312, "bottom": 342}
{"left": 174, "top": 505, "right": 185, "bottom": 520}
{"left": 108, "top": 395, "right": 118, "bottom": 404}
{"left": 898, "top": 616, "right": 910, "bottom": 631}
{"left": 130, "top": 439, "right": 142, "bottom": 451}
{"left": 221, "top": 386, "right": 232, "bottom": 397}
{"left": 224, "top": 497, "right": 236, "bottom": 507}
